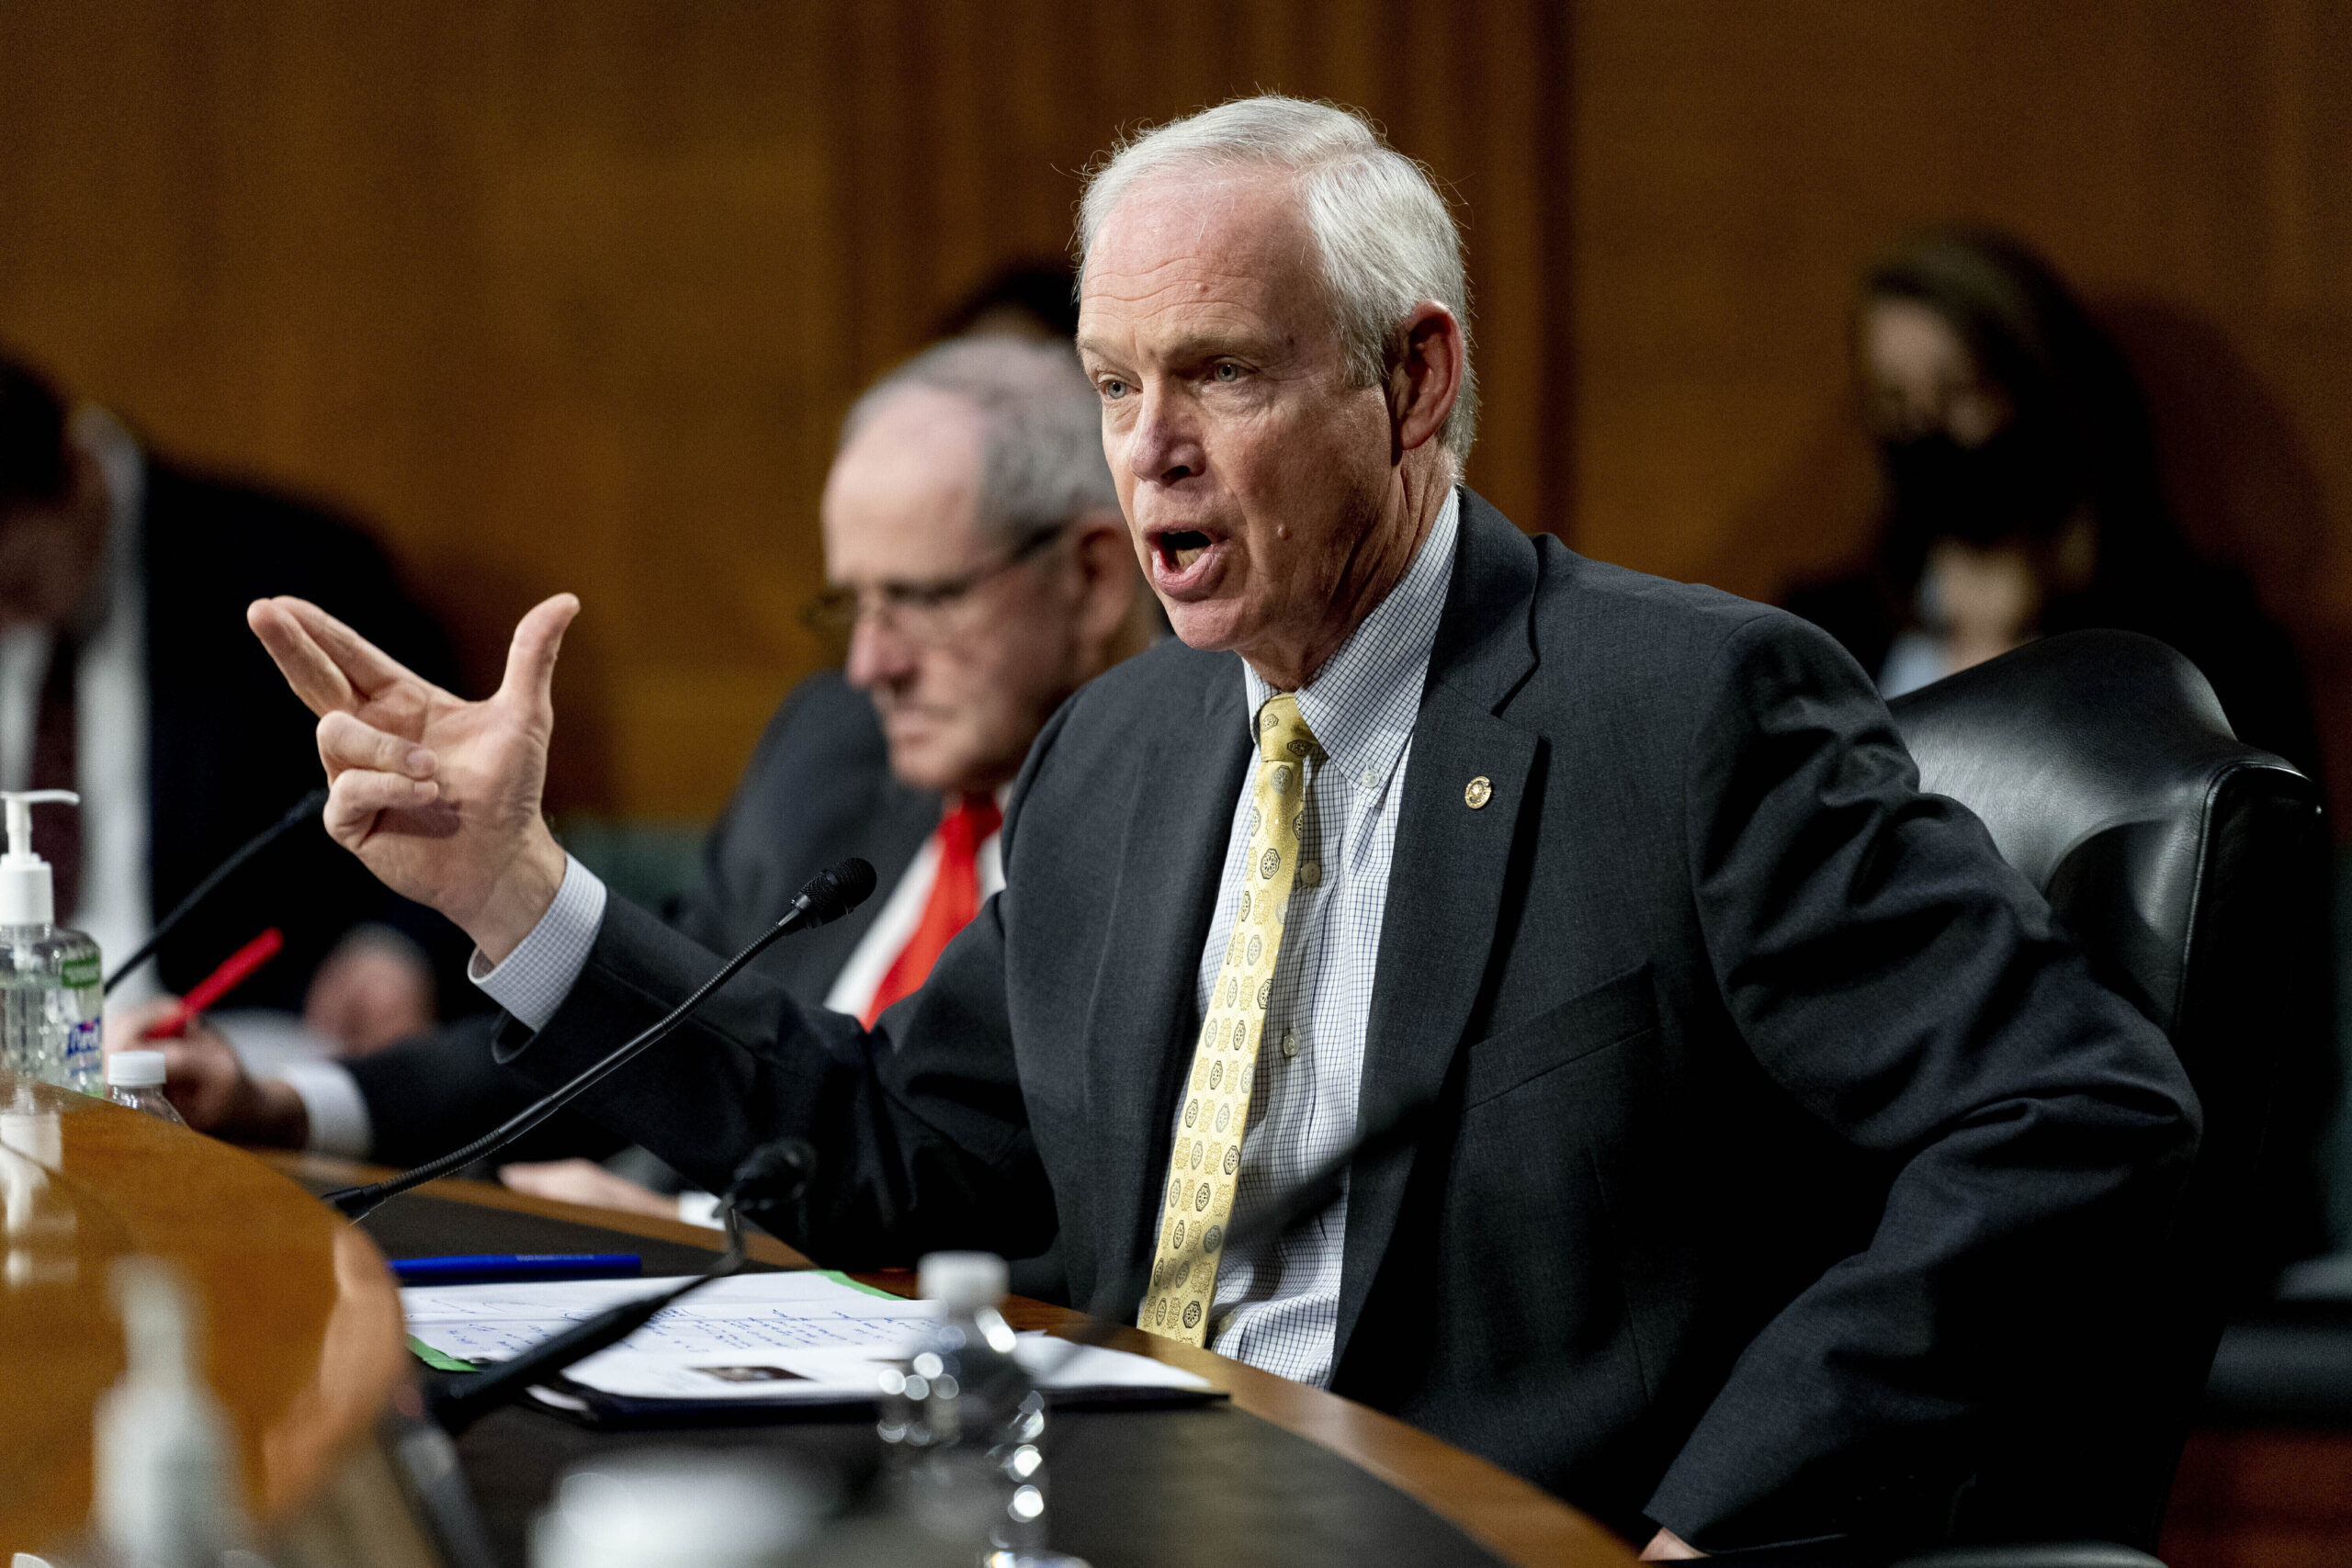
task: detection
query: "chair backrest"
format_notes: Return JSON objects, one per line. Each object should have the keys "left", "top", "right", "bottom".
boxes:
{"left": 1887, "top": 628, "right": 2329, "bottom": 1548}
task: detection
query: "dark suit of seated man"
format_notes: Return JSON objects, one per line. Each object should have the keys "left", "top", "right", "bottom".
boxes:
{"left": 0, "top": 355, "right": 468, "bottom": 1043}
{"left": 137, "top": 338, "right": 1159, "bottom": 1224}
{"left": 245, "top": 98, "right": 2200, "bottom": 1558}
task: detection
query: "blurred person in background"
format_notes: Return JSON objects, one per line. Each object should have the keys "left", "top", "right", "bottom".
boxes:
{"left": 933, "top": 260, "right": 1082, "bottom": 343}
{"left": 1786, "top": 227, "right": 2323, "bottom": 781}
{"left": 128, "top": 333, "right": 1159, "bottom": 1232}
{"left": 0, "top": 351, "right": 471, "bottom": 1061}
{"left": 1784, "top": 230, "right": 2334, "bottom": 1275}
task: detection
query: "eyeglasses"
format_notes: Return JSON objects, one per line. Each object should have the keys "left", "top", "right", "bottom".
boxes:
{"left": 802, "top": 523, "right": 1071, "bottom": 643}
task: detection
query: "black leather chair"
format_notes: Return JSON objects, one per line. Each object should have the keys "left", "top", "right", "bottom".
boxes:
{"left": 1885, "top": 628, "right": 2330, "bottom": 1557}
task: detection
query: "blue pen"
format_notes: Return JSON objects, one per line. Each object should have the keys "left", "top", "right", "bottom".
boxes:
{"left": 391, "top": 1253, "right": 642, "bottom": 1286}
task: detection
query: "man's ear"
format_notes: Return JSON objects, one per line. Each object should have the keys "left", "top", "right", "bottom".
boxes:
{"left": 1385, "top": 303, "right": 1464, "bottom": 459}
{"left": 1068, "top": 509, "right": 1148, "bottom": 664}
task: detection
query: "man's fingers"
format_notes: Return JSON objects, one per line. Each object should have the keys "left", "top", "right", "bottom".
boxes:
{"left": 317, "top": 711, "right": 437, "bottom": 781}
{"left": 322, "top": 769, "right": 439, "bottom": 840}
{"left": 249, "top": 598, "right": 359, "bottom": 716}
{"left": 269, "top": 596, "right": 425, "bottom": 700}
{"left": 497, "top": 594, "right": 580, "bottom": 720}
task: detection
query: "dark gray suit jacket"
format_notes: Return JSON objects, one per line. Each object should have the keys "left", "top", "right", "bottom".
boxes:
{"left": 498, "top": 491, "right": 2199, "bottom": 1551}
{"left": 345, "top": 673, "right": 938, "bottom": 1166}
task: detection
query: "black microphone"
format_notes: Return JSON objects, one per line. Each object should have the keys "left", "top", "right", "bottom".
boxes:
{"left": 424, "top": 1139, "right": 817, "bottom": 1435}
{"left": 104, "top": 786, "right": 330, "bottom": 994}
{"left": 322, "top": 858, "right": 876, "bottom": 1222}
{"left": 728, "top": 1136, "right": 820, "bottom": 1239}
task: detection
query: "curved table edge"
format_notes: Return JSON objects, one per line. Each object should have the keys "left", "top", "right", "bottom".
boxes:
{"left": 262, "top": 1153, "right": 1637, "bottom": 1568}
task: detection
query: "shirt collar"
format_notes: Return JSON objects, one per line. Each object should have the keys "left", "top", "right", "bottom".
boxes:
{"left": 1239, "top": 486, "right": 1459, "bottom": 785}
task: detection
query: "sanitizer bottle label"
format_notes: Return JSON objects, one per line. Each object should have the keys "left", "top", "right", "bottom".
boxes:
{"left": 62, "top": 954, "right": 101, "bottom": 1089}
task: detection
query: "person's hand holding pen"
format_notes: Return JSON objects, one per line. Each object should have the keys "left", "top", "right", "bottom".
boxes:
{"left": 102, "top": 1002, "right": 309, "bottom": 1146}
{"left": 100, "top": 926, "right": 309, "bottom": 1146}
{"left": 137, "top": 928, "right": 283, "bottom": 1040}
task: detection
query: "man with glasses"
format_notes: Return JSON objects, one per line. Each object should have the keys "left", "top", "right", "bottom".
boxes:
{"left": 128, "top": 336, "right": 1157, "bottom": 1218}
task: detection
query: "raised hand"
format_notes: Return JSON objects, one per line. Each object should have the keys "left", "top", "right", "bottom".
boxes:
{"left": 247, "top": 592, "right": 579, "bottom": 962}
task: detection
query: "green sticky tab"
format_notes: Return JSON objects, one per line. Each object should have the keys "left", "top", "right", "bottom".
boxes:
{"left": 407, "top": 1336, "right": 481, "bottom": 1372}
{"left": 820, "top": 1269, "right": 908, "bottom": 1301}
{"left": 61, "top": 955, "right": 100, "bottom": 989}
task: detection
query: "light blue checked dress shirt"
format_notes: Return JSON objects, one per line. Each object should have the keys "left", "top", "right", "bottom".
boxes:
{"left": 476, "top": 490, "right": 1462, "bottom": 1390}
{"left": 1177, "top": 488, "right": 1456, "bottom": 1386}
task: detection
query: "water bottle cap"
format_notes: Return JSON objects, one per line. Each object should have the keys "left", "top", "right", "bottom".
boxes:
{"left": 107, "top": 1050, "right": 167, "bottom": 1088}
{"left": 917, "top": 1251, "right": 1008, "bottom": 1314}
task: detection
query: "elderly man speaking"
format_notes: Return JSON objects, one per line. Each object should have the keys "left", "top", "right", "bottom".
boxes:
{"left": 251, "top": 100, "right": 2196, "bottom": 1557}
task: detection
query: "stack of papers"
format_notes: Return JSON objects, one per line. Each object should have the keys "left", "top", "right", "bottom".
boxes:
{"left": 401, "top": 1269, "right": 1214, "bottom": 1408}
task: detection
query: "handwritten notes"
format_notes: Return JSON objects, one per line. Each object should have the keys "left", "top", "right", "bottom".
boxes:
{"left": 401, "top": 1269, "right": 1210, "bottom": 1405}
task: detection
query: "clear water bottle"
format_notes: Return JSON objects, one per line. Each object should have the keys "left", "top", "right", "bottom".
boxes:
{"left": 105, "top": 1051, "right": 187, "bottom": 1126}
{"left": 94, "top": 1258, "right": 246, "bottom": 1566}
{"left": 876, "top": 1252, "right": 1088, "bottom": 1568}
{"left": 0, "top": 791, "right": 103, "bottom": 1093}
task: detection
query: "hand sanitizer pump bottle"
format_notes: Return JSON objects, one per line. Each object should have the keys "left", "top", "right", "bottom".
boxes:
{"left": 0, "top": 790, "right": 103, "bottom": 1093}
{"left": 94, "top": 1258, "right": 245, "bottom": 1566}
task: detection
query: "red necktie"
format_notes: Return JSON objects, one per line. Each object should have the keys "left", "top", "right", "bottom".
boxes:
{"left": 862, "top": 793, "right": 1002, "bottom": 1028}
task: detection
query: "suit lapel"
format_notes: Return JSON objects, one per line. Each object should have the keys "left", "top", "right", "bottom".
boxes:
{"left": 1079, "top": 669, "right": 1251, "bottom": 1315}
{"left": 1334, "top": 491, "right": 1544, "bottom": 1362}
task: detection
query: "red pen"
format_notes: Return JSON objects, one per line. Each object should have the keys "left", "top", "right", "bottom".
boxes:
{"left": 144, "top": 928, "right": 284, "bottom": 1039}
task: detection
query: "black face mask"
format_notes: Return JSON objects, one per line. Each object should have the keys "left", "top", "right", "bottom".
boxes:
{"left": 1878, "top": 424, "right": 2081, "bottom": 547}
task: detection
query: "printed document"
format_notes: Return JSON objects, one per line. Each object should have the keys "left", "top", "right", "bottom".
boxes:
{"left": 401, "top": 1269, "right": 1211, "bottom": 1404}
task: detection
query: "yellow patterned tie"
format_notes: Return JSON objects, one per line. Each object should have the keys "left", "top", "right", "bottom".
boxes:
{"left": 1140, "top": 694, "right": 1319, "bottom": 1345}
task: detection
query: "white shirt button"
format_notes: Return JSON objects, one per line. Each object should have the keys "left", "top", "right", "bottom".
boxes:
{"left": 1281, "top": 1031, "right": 1301, "bottom": 1059}
{"left": 1300, "top": 862, "right": 1321, "bottom": 887}
{"left": 1359, "top": 768, "right": 1379, "bottom": 789}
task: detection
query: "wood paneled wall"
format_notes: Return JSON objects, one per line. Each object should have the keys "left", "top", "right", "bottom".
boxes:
{"left": 1573, "top": 0, "right": 2352, "bottom": 811}
{"left": 4, "top": 4, "right": 2347, "bottom": 818}
{"left": 0, "top": 1, "right": 1569, "bottom": 816}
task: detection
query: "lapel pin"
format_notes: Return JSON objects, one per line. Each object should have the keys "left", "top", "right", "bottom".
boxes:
{"left": 1464, "top": 775, "right": 1492, "bottom": 810}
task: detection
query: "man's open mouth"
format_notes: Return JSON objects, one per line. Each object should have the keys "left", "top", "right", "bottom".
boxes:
{"left": 1159, "top": 531, "right": 1212, "bottom": 570}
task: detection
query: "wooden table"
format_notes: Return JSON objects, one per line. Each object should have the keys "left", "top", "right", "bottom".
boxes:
{"left": 0, "top": 1083, "right": 1632, "bottom": 1567}
{"left": 0, "top": 1075, "right": 421, "bottom": 1564}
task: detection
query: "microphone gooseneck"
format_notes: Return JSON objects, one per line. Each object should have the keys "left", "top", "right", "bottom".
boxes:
{"left": 1060, "top": 1100, "right": 1437, "bottom": 1361}
{"left": 426, "top": 1104, "right": 1424, "bottom": 1433}
{"left": 322, "top": 857, "right": 876, "bottom": 1222}
{"left": 423, "top": 1140, "right": 813, "bottom": 1434}
{"left": 104, "top": 786, "right": 330, "bottom": 994}
{"left": 426, "top": 1196, "right": 752, "bottom": 1435}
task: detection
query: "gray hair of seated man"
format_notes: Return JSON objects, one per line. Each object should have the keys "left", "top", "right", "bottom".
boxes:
{"left": 840, "top": 335, "right": 1118, "bottom": 548}
{"left": 1076, "top": 94, "right": 1479, "bottom": 465}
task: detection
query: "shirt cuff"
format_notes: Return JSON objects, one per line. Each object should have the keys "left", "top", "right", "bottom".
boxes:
{"left": 468, "top": 853, "right": 609, "bottom": 1032}
{"left": 675, "top": 1190, "right": 726, "bottom": 1230}
{"left": 276, "top": 1058, "right": 373, "bottom": 1159}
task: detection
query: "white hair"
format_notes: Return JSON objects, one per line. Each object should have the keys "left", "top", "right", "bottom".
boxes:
{"left": 1078, "top": 96, "right": 1477, "bottom": 461}
{"left": 842, "top": 336, "right": 1119, "bottom": 544}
